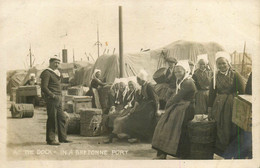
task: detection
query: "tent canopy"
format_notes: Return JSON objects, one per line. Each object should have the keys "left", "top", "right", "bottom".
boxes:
{"left": 7, "top": 71, "right": 27, "bottom": 94}
{"left": 71, "top": 40, "right": 225, "bottom": 86}
{"left": 151, "top": 40, "right": 225, "bottom": 69}
{"left": 70, "top": 63, "right": 93, "bottom": 86}
{"left": 71, "top": 52, "right": 158, "bottom": 86}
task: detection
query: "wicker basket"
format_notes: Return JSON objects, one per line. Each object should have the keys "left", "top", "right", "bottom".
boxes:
{"left": 80, "top": 108, "right": 102, "bottom": 137}
{"left": 153, "top": 67, "right": 167, "bottom": 84}
{"left": 188, "top": 120, "right": 216, "bottom": 159}
{"left": 190, "top": 143, "right": 215, "bottom": 159}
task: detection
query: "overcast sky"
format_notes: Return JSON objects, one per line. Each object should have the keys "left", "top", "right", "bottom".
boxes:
{"left": 1, "top": 0, "right": 259, "bottom": 70}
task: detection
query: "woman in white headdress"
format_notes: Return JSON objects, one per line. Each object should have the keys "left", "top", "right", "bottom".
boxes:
{"left": 86, "top": 69, "right": 106, "bottom": 108}
{"left": 192, "top": 54, "right": 213, "bottom": 114}
{"left": 115, "top": 69, "right": 159, "bottom": 143}
{"left": 24, "top": 73, "right": 37, "bottom": 85}
{"left": 103, "top": 77, "right": 139, "bottom": 143}
{"left": 152, "top": 60, "right": 196, "bottom": 159}
{"left": 208, "top": 51, "right": 245, "bottom": 157}
{"left": 105, "top": 78, "right": 128, "bottom": 130}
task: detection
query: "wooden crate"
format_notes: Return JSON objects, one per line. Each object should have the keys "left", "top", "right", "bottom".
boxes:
{"left": 232, "top": 95, "right": 252, "bottom": 132}
{"left": 68, "top": 87, "right": 84, "bottom": 96}
{"left": 16, "top": 85, "right": 41, "bottom": 97}
{"left": 73, "top": 96, "right": 92, "bottom": 114}
{"left": 80, "top": 108, "right": 102, "bottom": 137}
{"left": 64, "top": 95, "right": 74, "bottom": 102}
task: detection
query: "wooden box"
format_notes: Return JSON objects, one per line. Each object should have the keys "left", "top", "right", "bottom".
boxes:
{"left": 232, "top": 95, "right": 252, "bottom": 132}
{"left": 73, "top": 96, "right": 92, "bottom": 114}
{"left": 68, "top": 87, "right": 84, "bottom": 96}
{"left": 64, "top": 95, "right": 74, "bottom": 102}
{"left": 16, "top": 85, "right": 41, "bottom": 97}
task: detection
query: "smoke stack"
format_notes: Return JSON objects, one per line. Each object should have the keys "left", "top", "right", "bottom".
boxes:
{"left": 62, "top": 49, "right": 68, "bottom": 63}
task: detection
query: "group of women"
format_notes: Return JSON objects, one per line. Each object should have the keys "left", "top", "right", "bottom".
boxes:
{"left": 87, "top": 51, "right": 248, "bottom": 159}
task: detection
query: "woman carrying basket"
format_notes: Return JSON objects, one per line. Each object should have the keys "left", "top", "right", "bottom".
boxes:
{"left": 152, "top": 60, "right": 196, "bottom": 159}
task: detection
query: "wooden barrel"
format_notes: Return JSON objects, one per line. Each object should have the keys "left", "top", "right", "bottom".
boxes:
{"left": 66, "top": 113, "right": 80, "bottom": 134}
{"left": 80, "top": 108, "right": 102, "bottom": 137}
{"left": 10, "top": 103, "right": 34, "bottom": 118}
{"left": 153, "top": 67, "right": 167, "bottom": 84}
{"left": 188, "top": 120, "right": 216, "bottom": 159}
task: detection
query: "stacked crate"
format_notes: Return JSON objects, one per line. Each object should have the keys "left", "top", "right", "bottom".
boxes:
{"left": 67, "top": 87, "right": 84, "bottom": 96}
{"left": 16, "top": 85, "right": 41, "bottom": 104}
{"left": 73, "top": 96, "right": 92, "bottom": 114}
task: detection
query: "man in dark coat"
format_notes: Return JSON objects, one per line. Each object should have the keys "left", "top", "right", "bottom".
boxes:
{"left": 165, "top": 57, "right": 177, "bottom": 88}
{"left": 40, "top": 55, "right": 71, "bottom": 145}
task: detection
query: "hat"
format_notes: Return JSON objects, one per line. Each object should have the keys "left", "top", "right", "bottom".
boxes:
{"left": 175, "top": 60, "right": 191, "bottom": 94}
{"left": 137, "top": 69, "right": 148, "bottom": 81}
{"left": 127, "top": 76, "right": 137, "bottom": 85}
{"left": 49, "top": 55, "right": 61, "bottom": 62}
{"left": 197, "top": 54, "right": 209, "bottom": 64}
{"left": 166, "top": 57, "right": 177, "bottom": 63}
{"left": 29, "top": 73, "right": 35, "bottom": 78}
{"left": 175, "top": 60, "right": 191, "bottom": 75}
{"left": 215, "top": 51, "right": 231, "bottom": 64}
{"left": 92, "top": 69, "right": 101, "bottom": 79}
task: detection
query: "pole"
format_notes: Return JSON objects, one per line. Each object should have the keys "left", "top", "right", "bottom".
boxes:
{"left": 29, "top": 44, "right": 32, "bottom": 68}
{"left": 119, "top": 6, "right": 124, "bottom": 78}
{"left": 73, "top": 49, "right": 75, "bottom": 63}
{"left": 97, "top": 24, "right": 100, "bottom": 57}
{"left": 241, "top": 41, "right": 246, "bottom": 75}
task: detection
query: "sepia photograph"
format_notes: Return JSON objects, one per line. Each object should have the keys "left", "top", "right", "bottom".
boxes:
{"left": 0, "top": 0, "right": 259, "bottom": 167}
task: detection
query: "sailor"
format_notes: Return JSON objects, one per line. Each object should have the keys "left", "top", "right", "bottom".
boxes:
{"left": 40, "top": 55, "right": 72, "bottom": 145}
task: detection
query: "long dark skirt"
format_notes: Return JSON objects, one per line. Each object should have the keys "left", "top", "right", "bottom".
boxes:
{"left": 212, "top": 94, "right": 237, "bottom": 155}
{"left": 112, "top": 108, "right": 131, "bottom": 135}
{"left": 152, "top": 100, "right": 194, "bottom": 157}
{"left": 123, "top": 100, "right": 157, "bottom": 141}
{"left": 194, "top": 90, "right": 209, "bottom": 114}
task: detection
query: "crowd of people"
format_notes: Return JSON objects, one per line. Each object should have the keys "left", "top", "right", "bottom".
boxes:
{"left": 88, "top": 51, "right": 251, "bottom": 159}
{"left": 39, "top": 52, "right": 252, "bottom": 159}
